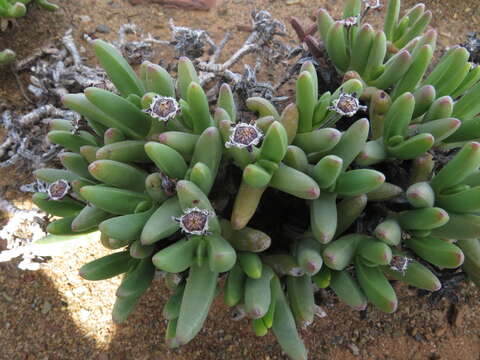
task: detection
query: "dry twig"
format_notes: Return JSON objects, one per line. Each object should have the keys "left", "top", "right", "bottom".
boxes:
{"left": 0, "top": 194, "right": 47, "bottom": 271}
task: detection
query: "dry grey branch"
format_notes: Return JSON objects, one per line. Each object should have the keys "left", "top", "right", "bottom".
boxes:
{"left": 0, "top": 106, "right": 74, "bottom": 169}
{"left": 168, "top": 10, "right": 295, "bottom": 107}
{"left": 0, "top": 195, "right": 47, "bottom": 271}
{"left": 18, "top": 30, "right": 115, "bottom": 105}
{"left": 196, "top": 10, "right": 289, "bottom": 75}
{"left": 115, "top": 24, "right": 169, "bottom": 65}
{"left": 168, "top": 18, "right": 216, "bottom": 59}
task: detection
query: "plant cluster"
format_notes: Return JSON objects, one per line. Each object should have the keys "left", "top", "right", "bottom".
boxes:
{"left": 0, "top": 0, "right": 59, "bottom": 65}
{"left": 0, "top": 0, "right": 57, "bottom": 19}
{"left": 31, "top": 0, "right": 480, "bottom": 359}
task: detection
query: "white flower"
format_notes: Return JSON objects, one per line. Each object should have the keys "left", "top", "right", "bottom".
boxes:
{"left": 225, "top": 123, "right": 263, "bottom": 150}
{"left": 329, "top": 91, "right": 367, "bottom": 117}
{"left": 173, "top": 207, "right": 212, "bottom": 236}
{"left": 47, "top": 179, "right": 70, "bottom": 201}
{"left": 389, "top": 255, "right": 412, "bottom": 274}
{"left": 144, "top": 95, "right": 180, "bottom": 122}
{"left": 339, "top": 16, "right": 359, "bottom": 27}
{"left": 363, "top": 0, "right": 382, "bottom": 10}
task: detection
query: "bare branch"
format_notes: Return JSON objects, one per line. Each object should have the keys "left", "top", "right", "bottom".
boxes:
{"left": 0, "top": 195, "right": 47, "bottom": 271}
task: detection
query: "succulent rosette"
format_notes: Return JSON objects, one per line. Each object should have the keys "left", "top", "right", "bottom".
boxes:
{"left": 32, "top": 1, "right": 480, "bottom": 359}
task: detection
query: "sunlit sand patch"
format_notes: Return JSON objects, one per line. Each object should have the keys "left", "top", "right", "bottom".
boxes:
{"left": 43, "top": 239, "right": 120, "bottom": 348}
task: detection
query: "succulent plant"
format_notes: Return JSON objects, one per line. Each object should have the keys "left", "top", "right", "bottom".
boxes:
{"left": 0, "top": 48, "right": 15, "bottom": 65}
{"left": 1, "top": 0, "right": 59, "bottom": 65}
{"left": 32, "top": 1, "right": 480, "bottom": 359}
{"left": 0, "top": 0, "right": 58, "bottom": 19}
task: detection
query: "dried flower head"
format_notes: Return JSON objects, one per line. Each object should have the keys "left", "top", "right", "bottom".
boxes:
{"left": 225, "top": 123, "right": 263, "bottom": 151}
{"left": 47, "top": 179, "right": 70, "bottom": 201}
{"left": 90, "top": 80, "right": 116, "bottom": 92}
{"left": 389, "top": 255, "right": 412, "bottom": 274}
{"left": 231, "top": 305, "right": 246, "bottom": 321}
{"left": 122, "top": 41, "right": 154, "bottom": 65}
{"left": 363, "top": 0, "right": 382, "bottom": 10}
{"left": 314, "top": 305, "right": 327, "bottom": 318}
{"left": 144, "top": 95, "right": 180, "bottom": 122}
{"left": 160, "top": 172, "right": 177, "bottom": 197}
{"left": 329, "top": 91, "right": 367, "bottom": 117}
{"left": 70, "top": 118, "right": 89, "bottom": 135}
{"left": 173, "top": 207, "right": 212, "bottom": 236}
{"left": 340, "top": 16, "right": 359, "bottom": 27}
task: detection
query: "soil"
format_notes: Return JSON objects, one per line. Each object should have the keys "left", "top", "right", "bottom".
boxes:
{"left": 1, "top": 0, "right": 480, "bottom": 360}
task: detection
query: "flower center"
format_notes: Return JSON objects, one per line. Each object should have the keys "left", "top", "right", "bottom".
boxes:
{"left": 48, "top": 179, "right": 70, "bottom": 200}
{"left": 153, "top": 98, "right": 177, "bottom": 118}
{"left": 181, "top": 210, "right": 209, "bottom": 233}
{"left": 226, "top": 123, "right": 263, "bottom": 149}
{"left": 390, "top": 255, "right": 411, "bottom": 273}
{"left": 234, "top": 125, "right": 260, "bottom": 145}
{"left": 341, "top": 16, "right": 358, "bottom": 27}
{"left": 146, "top": 95, "right": 180, "bottom": 122}
{"left": 337, "top": 95, "right": 358, "bottom": 114}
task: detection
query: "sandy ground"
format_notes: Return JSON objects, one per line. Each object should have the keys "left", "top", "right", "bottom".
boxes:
{"left": 1, "top": 0, "right": 480, "bottom": 359}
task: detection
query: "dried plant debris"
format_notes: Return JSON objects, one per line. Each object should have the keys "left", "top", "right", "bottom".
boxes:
{"left": 196, "top": 10, "right": 291, "bottom": 78}
{"left": 0, "top": 30, "right": 112, "bottom": 170}
{"left": 0, "top": 104, "right": 78, "bottom": 169}
{"left": 0, "top": 195, "right": 48, "bottom": 271}
{"left": 18, "top": 29, "right": 115, "bottom": 104}
{"left": 100, "top": 11, "right": 296, "bottom": 107}
{"left": 464, "top": 32, "right": 480, "bottom": 63}
{"left": 117, "top": 24, "right": 165, "bottom": 65}
{"left": 168, "top": 18, "right": 216, "bottom": 59}
{"left": 176, "top": 10, "right": 296, "bottom": 108}
{"left": 115, "top": 23, "right": 168, "bottom": 65}
{"left": 86, "top": 12, "right": 294, "bottom": 106}
{"left": 231, "top": 63, "right": 290, "bottom": 105}
{"left": 84, "top": 23, "right": 168, "bottom": 65}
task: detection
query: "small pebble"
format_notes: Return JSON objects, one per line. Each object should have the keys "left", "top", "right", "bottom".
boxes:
{"left": 79, "top": 15, "right": 92, "bottom": 23}
{"left": 41, "top": 301, "right": 52, "bottom": 315}
{"left": 452, "top": 305, "right": 466, "bottom": 327}
{"left": 109, "top": 1, "right": 121, "bottom": 8}
{"left": 79, "top": 309, "right": 90, "bottom": 321}
{"left": 348, "top": 343, "right": 360, "bottom": 356}
{"left": 217, "top": 7, "right": 228, "bottom": 16}
{"left": 96, "top": 25, "right": 111, "bottom": 34}
{"left": 435, "top": 325, "right": 447, "bottom": 337}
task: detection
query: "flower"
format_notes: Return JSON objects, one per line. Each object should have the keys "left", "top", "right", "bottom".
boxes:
{"left": 47, "top": 179, "right": 70, "bottom": 201}
{"left": 339, "top": 16, "right": 359, "bottom": 27}
{"left": 160, "top": 172, "right": 177, "bottom": 197}
{"left": 144, "top": 95, "right": 180, "bottom": 122}
{"left": 363, "top": 0, "right": 382, "bottom": 10}
{"left": 389, "top": 255, "right": 412, "bottom": 274}
{"left": 329, "top": 91, "right": 367, "bottom": 117}
{"left": 173, "top": 207, "right": 212, "bottom": 235}
{"left": 225, "top": 123, "right": 263, "bottom": 151}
